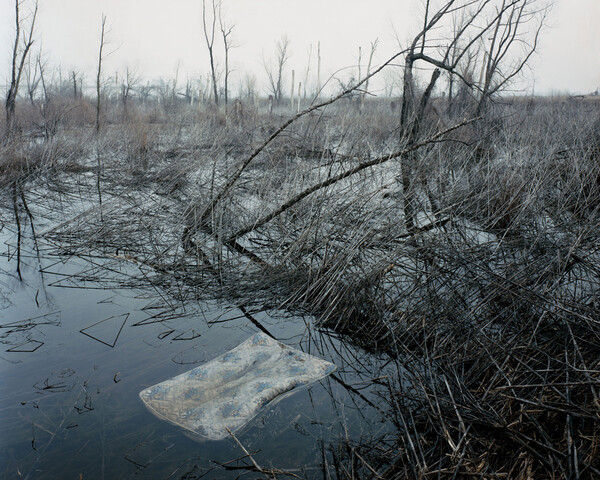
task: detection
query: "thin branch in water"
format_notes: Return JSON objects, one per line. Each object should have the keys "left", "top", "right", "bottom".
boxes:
{"left": 12, "top": 182, "right": 22, "bottom": 281}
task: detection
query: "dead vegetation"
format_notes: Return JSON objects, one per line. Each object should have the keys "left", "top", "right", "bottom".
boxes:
{"left": 2, "top": 93, "right": 595, "bottom": 479}
{"left": 2, "top": 0, "right": 599, "bottom": 476}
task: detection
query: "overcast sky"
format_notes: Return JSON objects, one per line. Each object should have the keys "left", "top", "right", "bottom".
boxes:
{"left": 1, "top": 0, "right": 599, "bottom": 96}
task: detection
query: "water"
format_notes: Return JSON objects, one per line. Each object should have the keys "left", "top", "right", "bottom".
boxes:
{"left": 0, "top": 186, "right": 392, "bottom": 479}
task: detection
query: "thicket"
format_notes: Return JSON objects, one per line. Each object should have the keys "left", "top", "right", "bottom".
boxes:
{"left": 2, "top": 0, "right": 600, "bottom": 477}
{"left": 2, "top": 90, "right": 599, "bottom": 478}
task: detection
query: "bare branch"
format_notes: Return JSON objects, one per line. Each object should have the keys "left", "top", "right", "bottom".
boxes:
{"left": 226, "top": 116, "right": 480, "bottom": 243}
{"left": 191, "top": 49, "right": 408, "bottom": 232}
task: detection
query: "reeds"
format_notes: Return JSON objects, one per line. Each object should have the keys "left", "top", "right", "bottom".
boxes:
{"left": 5, "top": 92, "right": 600, "bottom": 478}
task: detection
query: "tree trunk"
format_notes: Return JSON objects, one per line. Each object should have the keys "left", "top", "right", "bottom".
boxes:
{"left": 209, "top": 52, "right": 219, "bottom": 106}
{"left": 96, "top": 15, "right": 106, "bottom": 133}
{"left": 5, "top": 0, "right": 38, "bottom": 141}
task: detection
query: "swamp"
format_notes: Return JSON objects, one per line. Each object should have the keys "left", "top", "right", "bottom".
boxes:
{"left": 2, "top": 0, "right": 600, "bottom": 478}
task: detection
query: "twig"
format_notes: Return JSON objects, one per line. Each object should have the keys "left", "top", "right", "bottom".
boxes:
{"left": 225, "top": 426, "right": 266, "bottom": 476}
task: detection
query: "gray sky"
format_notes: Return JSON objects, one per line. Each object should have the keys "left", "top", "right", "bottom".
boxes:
{"left": 1, "top": 0, "right": 599, "bottom": 96}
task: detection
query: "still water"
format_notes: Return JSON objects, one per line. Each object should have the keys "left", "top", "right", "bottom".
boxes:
{"left": 0, "top": 187, "right": 392, "bottom": 479}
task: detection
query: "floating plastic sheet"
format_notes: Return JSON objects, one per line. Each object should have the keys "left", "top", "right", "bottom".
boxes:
{"left": 139, "top": 332, "right": 336, "bottom": 441}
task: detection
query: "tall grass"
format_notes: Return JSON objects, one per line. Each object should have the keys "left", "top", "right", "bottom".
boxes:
{"left": 4, "top": 92, "right": 600, "bottom": 478}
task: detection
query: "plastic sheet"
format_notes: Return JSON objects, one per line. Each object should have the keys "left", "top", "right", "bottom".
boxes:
{"left": 139, "top": 332, "right": 336, "bottom": 440}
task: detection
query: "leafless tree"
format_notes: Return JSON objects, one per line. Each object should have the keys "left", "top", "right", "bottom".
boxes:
{"left": 263, "top": 36, "right": 290, "bottom": 106}
{"left": 156, "top": 79, "right": 172, "bottom": 106}
{"left": 202, "top": 0, "right": 220, "bottom": 106}
{"left": 5, "top": 0, "right": 39, "bottom": 140}
{"left": 200, "top": 73, "right": 213, "bottom": 104}
{"left": 137, "top": 82, "right": 153, "bottom": 105}
{"left": 316, "top": 41, "right": 321, "bottom": 97}
{"left": 172, "top": 61, "right": 181, "bottom": 104}
{"left": 180, "top": 78, "right": 194, "bottom": 105}
{"left": 24, "top": 50, "right": 43, "bottom": 105}
{"left": 397, "top": 0, "right": 550, "bottom": 232}
{"left": 70, "top": 70, "right": 85, "bottom": 100}
{"left": 361, "top": 38, "right": 378, "bottom": 110}
{"left": 238, "top": 72, "right": 257, "bottom": 103}
{"left": 218, "top": 3, "right": 235, "bottom": 107}
{"left": 71, "top": 71, "right": 78, "bottom": 99}
{"left": 382, "top": 67, "right": 401, "bottom": 97}
{"left": 95, "top": 14, "right": 107, "bottom": 133}
{"left": 36, "top": 53, "right": 48, "bottom": 102}
{"left": 155, "top": 65, "right": 182, "bottom": 111}
{"left": 303, "top": 44, "right": 312, "bottom": 102}
{"left": 476, "top": 0, "right": 548, "bottom": 114}
{"left": 32, "top": 52, "right": 55, "bottom": 138}
{"left": 120, "top": 67, "right": 139, "bottom": 117}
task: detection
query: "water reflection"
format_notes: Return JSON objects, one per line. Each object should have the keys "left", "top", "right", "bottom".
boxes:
{"left": 0, "top": 184, "right": 394, "bottom": 479}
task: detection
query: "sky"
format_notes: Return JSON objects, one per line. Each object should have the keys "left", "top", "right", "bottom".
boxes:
{"left": 1, "top": 0, "right": 599, "bottom": 97}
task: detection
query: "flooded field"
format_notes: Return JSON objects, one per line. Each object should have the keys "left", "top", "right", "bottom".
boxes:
{"left": 4, "top": 0, "right": 600, "bottom": 474}
{"left": 0, "top": 93, "right": 599, "bottom": 479}
{"left": 0, "top": 178, "right": 394, "bottom": 479}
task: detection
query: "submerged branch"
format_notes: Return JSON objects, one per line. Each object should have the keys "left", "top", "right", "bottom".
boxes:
{"left": 12, "top": 182, "right": 22, "bottom": 281}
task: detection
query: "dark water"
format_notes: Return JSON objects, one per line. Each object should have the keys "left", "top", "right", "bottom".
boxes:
{"left": 0, "top": 192, "right": 392, "bottom": 479}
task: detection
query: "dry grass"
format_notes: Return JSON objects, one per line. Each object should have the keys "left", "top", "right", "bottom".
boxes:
{"left": 4, "top": 92, "right": 600, "bottom": 478}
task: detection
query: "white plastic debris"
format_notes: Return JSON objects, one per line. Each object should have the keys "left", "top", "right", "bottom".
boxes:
{"left": 139, "top": 332, "right": 336, "bottom": 441}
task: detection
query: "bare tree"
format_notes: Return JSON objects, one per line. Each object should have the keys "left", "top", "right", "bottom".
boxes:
{"left": 5, "top": 0, "right": 39, "bottom": 139}
{"left": 37, "top": 54, "right": 48, "bottom": 100}
{"left": 172, "top": 61, "right": 181, "bottom": 104}
{"left": 181, "top": 78, "right": 194, "bottom": 105}
{"left": 218, "top": 3, "right": 235, "bottom": 107}
{"left": 361, "top": 38, "right": 378, "bottom": 111}
{"left": 476, "top": 0, "right": 547, "bottom": 114}
{"left": 397, "top": 0, "right": 550, "bottom": 232}
{"left": 95, "top": 14, "right": 107, "bottom": 133}
{"left": 316, "top": 41, "right": 321, "bottom": 97}
{"left": 70, "top": 70, "right": 86, "bottom": 100}
{"left": 303, "top": 44, "right": 312, "bottom": 102}
{"left": 201, "top": 72, "right": 213, "bottom": 104}
{"left": 24, "top": 49, "right": 43, "bottom": 105}
{"left": 137, "top": 82, "right": 153, "bottom": 105}
{"left": 382, "top": 67, "right": 401, "bottom": 98}
{"left": 357, "top": 45, "right": 362, "bottom": 84}
{"left": 120, "top": 67, "right": 139, "bottom": 117}
{"left": 71, "top": 71, "right": 78, "bottom": 99}
{"left": 156, "top": 79, "right": 172, "bottom": 106}
{"left": 263, "top": 36, "right": 290, "bottom": 106}
{"left": 94, "top": 13, "right": 108, "bottom": 218}
{"left": 34, "top": 53, "right": 53, "bottom": 138}
{"left": 239, "top": 72, "right": 257, "bottom": 103}
{"left": 202, "top": 0, "right": 220, "bottom": 106}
